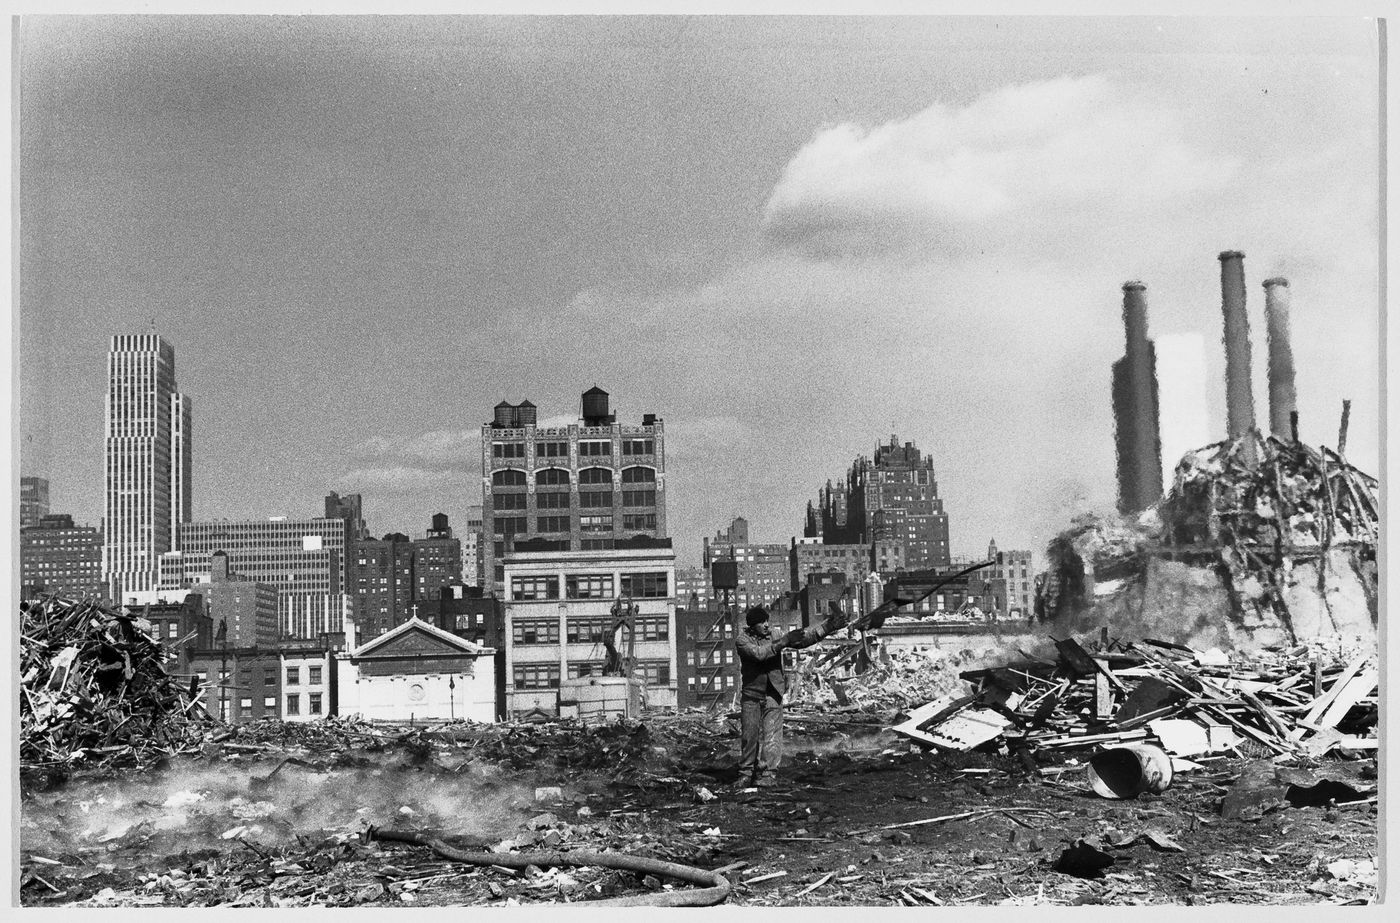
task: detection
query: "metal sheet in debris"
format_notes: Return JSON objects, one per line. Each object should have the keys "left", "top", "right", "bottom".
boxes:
{"left": 889, "top": 695, "right": 1009, "bottom": 751}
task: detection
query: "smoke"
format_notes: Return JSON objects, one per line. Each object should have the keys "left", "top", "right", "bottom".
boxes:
{"left": 21, "top": 753, "right": 543, "bottom": 861}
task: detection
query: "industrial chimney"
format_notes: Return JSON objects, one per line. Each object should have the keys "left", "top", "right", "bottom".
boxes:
{"left": 1263, "top": 278, "right": 1298, "bottom": 441}
{"left": 1218, "top": 251, "right": 1258, "bottom": 466}
{"left": 1111, "top": 282, "right": 1163, "bottom": 515}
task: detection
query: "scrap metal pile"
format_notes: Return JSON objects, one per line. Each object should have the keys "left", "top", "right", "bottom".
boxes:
{"left": 887, "top": 635, "right": 1377, "bottom": 766}
{"left": 788, "top": 643, "right": 970, "bottom": 713}
{"left": 20, "top": 595, "right": 211, "bottom": 775}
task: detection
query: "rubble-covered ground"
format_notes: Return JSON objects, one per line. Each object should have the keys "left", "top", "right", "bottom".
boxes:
{"left": 19, "top": 709, "right": 1378, "bottom": 908}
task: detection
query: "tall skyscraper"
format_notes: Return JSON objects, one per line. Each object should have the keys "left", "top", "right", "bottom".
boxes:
{"left": 20, "top": 476, "right": 50, "bottom": 528}
{"left": 481, "top": 387, "right": 666, "bottom": 591}
{"left": 103, "top": 335, "right": 192, "bottom": 600}
{"left": 808, "top": 435, "right": 951, "bottom": 571}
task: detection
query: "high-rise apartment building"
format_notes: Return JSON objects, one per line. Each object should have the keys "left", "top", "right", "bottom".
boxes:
{"left": 462, "top": 505, "right": 484, "bottom": 587}
{"left": 413, "top": 514, "right": 463, "bottom": 602}
{"left": 807, "top": 435, "right": 951, "bottom": 571}
{"left": 21, "top": 514, "right": 104, "bottom": 599}
{"left": 193, "top": 552, "right": 280, "bottom": 648}
{"left": 481, "top": 387, "right": 666, "bottom": 591}
{"left": 325, "top": 491, "right": 370, "bottom": 541}
{"left": 103, "top": 334, "right": 193, "bottom": 599}
{"left": 20, "top": 476, "right": 50, "bottom": 528}
{"left": 350, "top": 532, "right": 415, "bottom": 640}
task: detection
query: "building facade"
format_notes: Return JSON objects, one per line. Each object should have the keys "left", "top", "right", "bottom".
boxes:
{"left": 20, "top": 476, "right": 50, "bottom": 528}
{"left": 350, "top": 533, "right": 414, "bottom": 640}
{"left": 281, "top": 644, "right": 340, "bottom": 722}
{"left": 500, "top": 540, "right": 677, "bottom": 717}
{"left": 807, "top": 435, "right": 951, "bottom": 571}
{"left": 481, "top": 387, "right": 666, "bottom": 592}
{"left": 982, "top": 540, "right": 1035, "bottom": 619}
{"left": 21, "top": 514, "right": 104, "bottom": 599}
{"left": 789, "top": 538, "right": 870, "bottom": 594}
{"left": 187, "top": 646, "right": 280, "bottom": 724}
{"left": 193, "top": 551, "right": 279, "bottom": 648}
{"left": 413, "top": 514, "right": 464, "bottom": 602}
{"left": 701, "top": 517, "right": 789, "bottom": 610}
{"left": 675, "top": 607, "right": 739, "bottom": 708}
{"left": 103, "top": 334, "right": 193, "bottom": 599}
{"left": 337, "top": 618, "right": 497, "bottom": 723}
{"left": 173, "top": 514, "right": 352, "bottom": 639}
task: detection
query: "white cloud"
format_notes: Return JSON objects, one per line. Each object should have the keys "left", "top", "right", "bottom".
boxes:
{"left": 762, "top": 75, "right": 1237, "bottom": 259}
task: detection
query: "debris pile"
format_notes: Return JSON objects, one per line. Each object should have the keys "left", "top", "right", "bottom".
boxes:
{"left": 788, "top": 644, "right": 970, "bottom": 714}
{"left": 20, "top": 595, "right": 211, "bottom": 776}
{"left": 1039, "top": 435, "right": 1379, "bottom": 646}
{"left": 889, "top": 635, "right": 1378, "bottom": 768}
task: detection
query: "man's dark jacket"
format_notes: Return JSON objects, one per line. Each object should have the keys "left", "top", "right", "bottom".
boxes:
{"left": 735, "top": 620, "right": 834, "bottom": 700}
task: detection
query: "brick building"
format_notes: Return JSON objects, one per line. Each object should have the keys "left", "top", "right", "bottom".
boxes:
{"left": 20, "top": 514, "right": 104, "bottom": 600}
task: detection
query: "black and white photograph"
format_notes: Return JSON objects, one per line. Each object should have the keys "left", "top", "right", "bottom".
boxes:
{"left": 8, "top": 4, "right": 1388, "bottom": 910}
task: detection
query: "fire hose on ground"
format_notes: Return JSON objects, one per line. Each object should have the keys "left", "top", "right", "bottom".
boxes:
{"left": 369, "top": 827, "right": 732, "bottom": 907}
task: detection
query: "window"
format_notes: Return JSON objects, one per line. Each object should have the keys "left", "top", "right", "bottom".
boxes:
{"left": 579, "top": 514, "right": 614, "bottom": 532}
{"left": 240, "top": 698, "right": 253, "bottom": 718}
{"left": 493, "top": 442, "right": 525, "bottom": 459}
{"left": 536, "top": 491, "right": 571, "bottom": 509}
{"left": 264, "top": 696, "right": 276, "bottom": 710}
{"left": 536, "top": 441, "right": 568, "bottom": 458}
{"left": 684, "top": 625, "right": 696, "bottom": 640}
{"left": 580, "top": 539, "right": 614, "bottom": 551}
{"left": 567, "top": 617, "right": 612, "bottom": 643}
{"left": 513, "top": 664, "right": 560, "bottom": 689}
{"left": 579, "top": 441, "right": 612, "bottom": 458}
{"left": 309, "top": 666, "right": 322, "bottom": 685}
{"left": 196, "top": 670, "right": 208, "bottom": 684}
{"left": 621, "top": 466, "right": 655, "bottom": 483}
{"left": 622, "top": 489, "right": 656, "bottom": 507}
{"left": 566, "top": 574, "right": 614, "bottom": 599}
{"left": 623, "top": 512, "right": 657, "bottom": 531}
{"left": 309, "top": 693, "right": 323, "bottom": 715}
{"left": 286, "top": 694, "right": 300, "bottom": 715}
{"left": 636, "top": 661, "right": 671, "bottom": 686}
{"left": 536, "top": 515, "right": 570, "bottom": 533}
{"left": 494, "top": 493, "right": 527, "bottom": 510}
{"left": 513, "top": 619, "right": 561, "bottom": 645}
{"left": 167, "top": 622, "right": 179, "bottom": 639}
{"left": 620, "top": 572, "right": 669, "bottom": 598}
{"left": 578, "top": 467, "right": 612, "bottom": 485}
{"left": 567, "top": 662, "right": 606, "bottom": 679}
{"left": 536, "top": 467, "right": 570, "bottom": 486}
{"left": 622, "top": 439, "right": 654, "bottom": 456}
{"left": 492, "top": 469, "right": 527, "bottom": 486}
{"left": 263, "top": 668, "right": 276, "bottom": 686}
{"left": 580, "top": 490, "right": 613, "bottom": 509}
{"left": 286, "top": 666, "right": 299, "bottom": 686}
{"left": 495, "top": 516, "right": 527, "bottom": 537}
{"left": 511, "top": 575, "right": 560, "bottom": 601}
{"left": 636, "top": 615, "right": 669, "bottom": 641}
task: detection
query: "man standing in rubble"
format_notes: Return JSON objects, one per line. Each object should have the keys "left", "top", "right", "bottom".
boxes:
{"left": 734, "top": 604, "right": 848, "bottom": 790}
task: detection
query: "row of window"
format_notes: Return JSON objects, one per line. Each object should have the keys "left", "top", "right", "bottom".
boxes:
{"left": 492, "top": 467, "right": 657, "bottom": 487}
{"left": 682, "top": 622, "right": 735, "bottom": 640}
{"left": 286, "top": 665, "right": 324, "bottom": 685}
{"left": 512, "top": 660, "right": 671, "bottom": 689}
{"left": 510, "top": 572, "right": 669, "bottom": 601}
{"left": 687, "top": 649, "right": 735, "bottom": 666}
{"left": 494, "top": 489, "right": 658, "bottom": 510}
{"left": 512, "top": 614, "right": 671, "bottom": 645}
{"left": 688, "top": 674, "right": 737, "bottom": 691}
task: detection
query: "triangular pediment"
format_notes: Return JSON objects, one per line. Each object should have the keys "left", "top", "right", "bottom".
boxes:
{"left": 351, "top": 617, "right": 485, "bottom": 659}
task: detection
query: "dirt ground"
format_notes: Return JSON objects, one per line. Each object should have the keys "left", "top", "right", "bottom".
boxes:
{"left": 18, "top": 712, "right": 1380, "bottom": 907}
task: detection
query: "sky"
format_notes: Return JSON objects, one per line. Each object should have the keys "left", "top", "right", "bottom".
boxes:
{"left": 14, "top": 13, "right": 1383, "bottom": 568}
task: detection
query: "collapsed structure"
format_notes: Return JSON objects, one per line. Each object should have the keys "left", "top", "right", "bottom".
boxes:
{"left": 1040, "top": 252, "right": 1377, "bottom": 651}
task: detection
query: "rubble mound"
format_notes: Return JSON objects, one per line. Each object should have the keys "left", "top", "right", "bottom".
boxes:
{"left": 20, "top": 595, "right": 213, "bottom": 777}
{"left": 789, "top": 646, "right": 971, "bottom": 713}
{"left": 1039, "top": 435, "right": 1378, "bottom": 648}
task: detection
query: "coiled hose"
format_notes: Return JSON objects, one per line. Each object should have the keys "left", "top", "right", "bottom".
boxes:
{"left": 370, "top": 827, "right": 732, "bottom": 907}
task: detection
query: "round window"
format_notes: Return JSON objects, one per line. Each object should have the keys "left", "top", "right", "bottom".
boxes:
{"left": 408, "top": 683, "right": 426, "bottom": 702}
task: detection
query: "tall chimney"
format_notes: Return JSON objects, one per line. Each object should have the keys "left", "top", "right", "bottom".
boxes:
{"left": 1111, "top": 282, "right": 1163, "bottom": 514}
{"left": 1263, "top": 277, "right": 1298, "bottom": 441}
{"left": 1218, "top": 251, "right": 1258, "bottom": 466}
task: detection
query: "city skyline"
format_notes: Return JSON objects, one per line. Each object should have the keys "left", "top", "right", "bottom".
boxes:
{"left": 17, "top": 15, "right": 1382, "bottom": 566}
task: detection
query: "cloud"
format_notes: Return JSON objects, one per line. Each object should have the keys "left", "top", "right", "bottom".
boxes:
{"left": 349, "top": 429, "right": 480, "bottom": 468}
{"left": 331, "top": 466, "right": 476, "bottom": 495}
{"left": 762, "top": 75, "right": 1237, "bottom": 260}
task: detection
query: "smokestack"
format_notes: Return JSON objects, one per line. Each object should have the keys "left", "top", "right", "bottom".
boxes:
{"left": 1263, "top": 278, "right": 1298, "bottom": 441}
{"left": 1218, "top": 251, "right": 1258, "bottom": 466}
{"left": 1111, "top": 282, "right": 1163, "bottom": 515}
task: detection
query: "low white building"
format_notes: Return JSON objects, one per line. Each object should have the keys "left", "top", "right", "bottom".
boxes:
{"left": 281, "top": 645, "right": 338, "bottom": 722}
{"left": 503, "top": 540, "right": 677, "bottom": 717}
{"left": 336, "top": 617, "right": 497, "bottom": 723}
